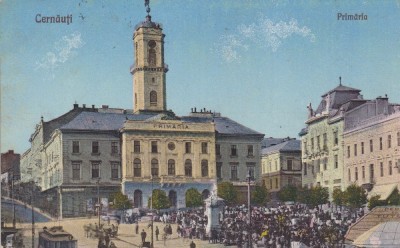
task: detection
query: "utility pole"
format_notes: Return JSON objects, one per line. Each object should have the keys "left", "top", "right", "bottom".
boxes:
{"left": 97, "top": 178, "right": 101, "bottom": 227}
{"left": 247, "top": 171, "right": 252, "bottom": 248}
{"left": 31, "top": 186, "right": 35, "bottom": 248}
{"left": 151, "top": 175, "right": 154, "bottom": 248}
{"left": 11, "top": 172, "right": 16, "bottom": 228}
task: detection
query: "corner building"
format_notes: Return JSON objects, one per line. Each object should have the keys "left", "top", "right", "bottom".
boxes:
{"left": 299, "top": 82, "right": 365, "bottom": 198}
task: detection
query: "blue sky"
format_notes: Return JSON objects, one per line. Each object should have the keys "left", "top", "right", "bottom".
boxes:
{"left": 1, "top": 0, "right": 400, "bottom": 154}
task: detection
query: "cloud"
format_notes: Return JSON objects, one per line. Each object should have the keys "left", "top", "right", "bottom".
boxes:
{"left": 36, "top": 32, "right": 85, "bottom": 72}
{"left": 214, "top": 16, "right": 315, "bottom": 63}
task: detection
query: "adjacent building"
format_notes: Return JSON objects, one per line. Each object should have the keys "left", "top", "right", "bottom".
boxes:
{"left": 261, "top": 138, "right": 302, "bottom": 199}
{"left": 343, "top": 95, "right": 400, "bottom": 200}
{"left": 299, "top": 81, "right": 366, "bottom": 198}
{"left": 1, "top": 150, "right": 20, "bottom": 183}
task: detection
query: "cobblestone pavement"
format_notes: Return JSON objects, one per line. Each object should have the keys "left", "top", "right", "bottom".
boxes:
{"left": 15, "top": 218, "right": 229, "bottom": 248}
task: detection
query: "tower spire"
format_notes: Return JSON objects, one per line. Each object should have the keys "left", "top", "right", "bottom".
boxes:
{"left": 145, "top": 0, "right": 151, "bottom": 17}
{"left": 339, "top": 76, "right": 342, "bottom": 86}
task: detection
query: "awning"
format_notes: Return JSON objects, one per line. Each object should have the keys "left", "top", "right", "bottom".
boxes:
{"left": 368, "top": 183, "right": 398, "bottom": 200}
{"left": 353, "top": 221, "right": 400, "bottom": 247}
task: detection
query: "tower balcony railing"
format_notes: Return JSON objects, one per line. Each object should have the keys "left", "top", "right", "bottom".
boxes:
{"left": 130, "top": 63, "right": 169, "bottom": 74}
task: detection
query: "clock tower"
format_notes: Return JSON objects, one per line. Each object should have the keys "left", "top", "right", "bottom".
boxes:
{"left": 131, "top": 2, "right": 168, "bottom": 113}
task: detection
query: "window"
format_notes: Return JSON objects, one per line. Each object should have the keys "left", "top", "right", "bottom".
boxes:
{"left": 334, "top": 155, "right": 338, "bottom": 169}
{"left": 315, "top": 159, "right": 320, "bottom": 173}
{"left": 323, "top": 133, "right": 327, "bottom": 150}
{"left": 151, "top": 159, "right": 159, "bottom": 177}
{"left": 311, "top": 163, "right": 315, "bottom": 174}
{"left": 389, "top": 161, "right": 393, "bottom": 175}
{"left": 111, "top": 142, "right": 118, "bottom": 154}
{"left": 201, "top": 160, "right": 208, "bottom": 177}
{"left": 168, "top": 159, "right": 175, "bottom": 176}
{"left": 72, "top": 141, "right": 80, "bottom": 154}
{"left": 185, "top": 142, "right": 191, "bottom": 153}
{"left": 111, "top": 162, "right": 119, "bottom": 179}
{"left": 362, "top": 166, "right": 365, "bottom": 179}
{"left": 398, "top": 132, "right": 400, "bottom": 146}
{"left": 317, "top": 135, "right": 320, "bottom": 149}
{"left": 380, "top": 162, "right": 384, "bottom": 177}
{"left": 370, "top": 139, "right": 373, "bottom": 152}
{"left": 150, "top": 91, "right": 157, "bottom": 106}
{"left": 388, "top": 135, "right": 392, "bottom": 148}
{"left": 355, "top": 167, "right": 358, "bottom": 181}
{"left": 348, "top": 169, "right": 351, "bottom": 181}
{"left": 379, "top": 137, "right": 383, "bottom": 150}
{"left": 92, "top": 141, "right": 99, "bottom": 154}
{"left": 72, "top": 162, "right": 80, "bottom": 180}
{"left": 201, "top": 142, "right": 208, "bottom": 154}
{"left": 288, "top": 177, "right": 293, "bottom": 185}
{"left": 134, "top": 141, "right": 140, "bottom": 153}
{"left": 303, "top": 163, "right": 307, "bottom": 175}
{"left": 216, "top": 162, "right": 222, "bottom": 179}
{"left": 347, "top": 146, "right": 350, "bottom": 158}
{"left": 304, "top": 141, "right": 308, "bottom": 154}
{"left": 185, "top": 159, "right": 192, "bottom": 177}
{"left": 151, "top": 141, "right": 158, "bottom": 153}
{"left": 354, "top": 144, "right": 357, "bottom": 156}
{"left": 369, "top": 164, "right": 374, "bottom": 180}
{"left": 287, "top": 160, "right": 293, "bottom": 171}
{"left": 216, "top": 144, "right": 221, "bottom": 156}
{"left": 361, "top": 142, "right": 364, "bottom": 154}
{"left": 311, "top": 138, "right": 314, "bottom": 151}
{"left": 269, "top": 179, "right": 273, "bottom": 189}
{"left": 275, "top": 178, "right": 279, "bottom": 189}
{"left": 247, "top": 165, "right": 255, "bottom": 179}
{"left": 92, "top": 162, "right": 100, "bottom": 179}
{"left": 333, "top": 131, "right": 338, "bottom": 145}
{"left": 247, "top": 145, "right": 254, "bottom": 156}
{"left": 231, "top": 165, "right": 238, "bottom": 180}
{"left": 323, "top": 158, "right": 327, "bottom": 171}
{"left": 133, "top": 159, "right": 141, "bottom": 177}
{"left": 148, "top": 40, "right": 156, "bottom": 66}
{"left": 230, "top": 145, "right": 237, "bottom": 156}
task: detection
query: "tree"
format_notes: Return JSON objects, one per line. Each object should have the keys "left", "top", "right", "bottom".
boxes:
{"left": 148, "top": 189, "right": 170, "bottom": 210}
{"left": 368, "top": 195, "right": 385, "bottom": 210}
{"left": 185, "top": 188, "right": 203, "bottom": 208}
{"left": 252, "top": 185, "right": 269, "bottom": 205}
{"left": 110, "top": 192, "right": 132, "bottom": 210}
{"left": 311, "top": 186, "right": 329, "bottom": 206}
{"left": 278, "top": 185, "right": 297, "bottom": 202}
{"left": 387, "top": 188, "right": 400, "bottom": 206}
{"left": 344, "top": 184, "right": 367, "bottom": 209}
{"left": 217, "top": 182, "right": 238, "bottom": 205}
{"left": 297, "top": 187, "right": 312, "bottom": 205}
{"left": 332, "top": 188, "right": 345, "bottom": 207}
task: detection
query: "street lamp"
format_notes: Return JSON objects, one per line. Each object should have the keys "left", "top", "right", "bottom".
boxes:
{"left": 246, "top": 171, "right": 252, "bottom": 248}
{"left": 150, "top": 174, "right": 154, "bottom": 248}
{"left": 97, "top": 178, "right": 101, "bottom": 227}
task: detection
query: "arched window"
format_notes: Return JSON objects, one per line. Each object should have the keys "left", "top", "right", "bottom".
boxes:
{"left": 133, "top": 159, "right": 141, "bottom": 177}
{"left": 151, "top": 159, "right": 159, "bottom": 177}
{"left": 135, "top": 42, "right": 138, "bottom": 65}
{"left": 185, "top": 159, "right": 192, "bottom": 177}
{"left": 150, "top": 91, "right": 157, "bottom": 106}
{"left": 201, "top": 160, "right": 208, "bottom": 177}
{"left": 168, "top": 159, "right": 175, "bottom": 176}
{"left": 134, "top": 190, "right": 142, "bottom": 208}
{"left": 148, "top": 40, "right": 156, "bottom": 66}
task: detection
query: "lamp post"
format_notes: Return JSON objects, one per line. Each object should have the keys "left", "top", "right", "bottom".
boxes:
{"left": 97, "top": 178, "right": 101, "bottom": 227}
{"left": 11, "top": 172, "right": 16, "bottom": 228}
{"left": 246, "top": 171, "right": 252, "bottom": 248}
{"left": 150, "top": 174, "right": 154, "bottom": 248}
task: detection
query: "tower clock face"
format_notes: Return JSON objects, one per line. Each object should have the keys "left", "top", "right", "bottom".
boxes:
{"left": 168, "top": 142, "right": 175, "bottom": 151}
{"left": 148, "top": 40, "right": 156, "bottom": 48}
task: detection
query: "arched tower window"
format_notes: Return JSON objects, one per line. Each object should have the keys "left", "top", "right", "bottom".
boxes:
{"left": 201, "top": 160, "right": 209, "bottom": 177}
{"left": 148, "top": 40, "right": 156, "bottom": 66}
{"left": 168, "top": 159, "right": 175, "bottom": 176}
{"left": 151, "top": 159, "right": 159, "bottom": 177}
{"left": 185, "top": 159, "right": 192, "bottom": 177}
{"left": 133, "top": 159, "right": 141, "bottom": 177}
{"left": 150, "top": 91, "right": 157, "bottom": 106}
{"left": 135, "top": 42, "right": 138, "bottom": 65}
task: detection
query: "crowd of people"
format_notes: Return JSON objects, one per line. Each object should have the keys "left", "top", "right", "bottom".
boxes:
{"left": 151, "top": 203, "right": 366, "bottom": 248}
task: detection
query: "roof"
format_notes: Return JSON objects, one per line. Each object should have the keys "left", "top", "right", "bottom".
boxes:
{"left": 135, "top": 15, "right": 162, "bottom": 30}
{"left": 262, "top": 137, "right": 286, "bottom": 148}
{"left": 321, "top": 84, "right": 361, "bottom": 97}
{"left": 60, "top": 111, "right": 156, "bottom": 131}
{"left": 353, "top": 221, "right": 400, "bottom": 247}
{"left": 262, "top": 139, "right": 301, "bottom": 154}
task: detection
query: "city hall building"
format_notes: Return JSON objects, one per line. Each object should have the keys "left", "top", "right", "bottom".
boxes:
{"left": 20, "top": 7, "right": 263, "bottom": 217}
